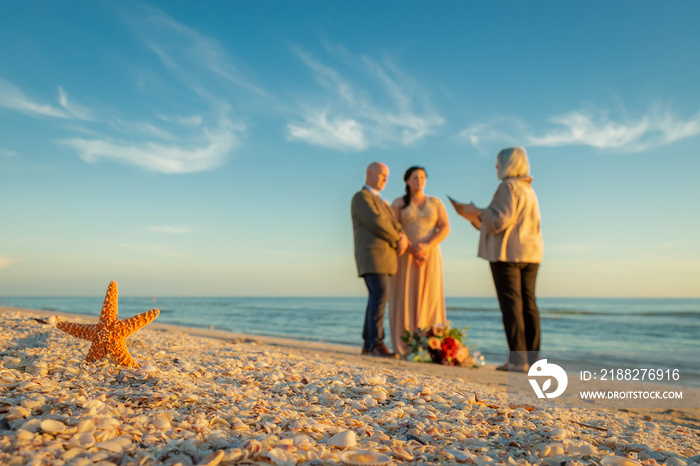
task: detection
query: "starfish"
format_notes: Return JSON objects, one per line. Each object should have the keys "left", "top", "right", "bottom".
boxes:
{"left": 56, "top": 281, "right": 160, "bottom": 368}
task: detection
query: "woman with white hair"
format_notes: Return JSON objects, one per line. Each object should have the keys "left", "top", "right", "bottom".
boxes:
{"left": 457, "top": 147, "right": 544, "bottom": 372}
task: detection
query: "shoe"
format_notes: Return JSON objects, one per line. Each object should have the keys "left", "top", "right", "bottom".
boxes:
{"left": 370, "top": 343, "right": 399, "bottom": 359}
{"left": 361, "top": 347, "right": 369, "bottom": 355}
{"left": 496, "top": 362, "right": 529, "bottom": 373}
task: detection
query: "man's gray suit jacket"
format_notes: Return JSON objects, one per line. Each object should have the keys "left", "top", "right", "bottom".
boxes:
{"left": 351, "top": 188, "right": 402, "bottom": 276}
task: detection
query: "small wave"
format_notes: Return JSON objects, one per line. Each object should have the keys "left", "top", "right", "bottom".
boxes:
{"left": 544, "top": 309, "right": 700, "bottom": 319}
{"left": 545, "top": 310, "right": 608, "bottom": 316}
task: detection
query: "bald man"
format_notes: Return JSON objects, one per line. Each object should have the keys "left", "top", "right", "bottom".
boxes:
{"left": 351, "top": 162, "right": 407, "bottom": 358}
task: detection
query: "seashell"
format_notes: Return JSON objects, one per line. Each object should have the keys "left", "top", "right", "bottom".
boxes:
{"left": 61, "top": 447, "right": 85, "bottom": 462}
{"left": 18, "top": 381, "right": 40, "bottom": 391}
{"left": 95, "top": 417, "right": 120, "bottom": 430}
{"left": 392, "top": 446, "right": 414, "bottom": 461}
{"left": 549, "top": 428, "right": 568, "bottom": 439}
{"left": 292, "top": 435, "right": 313, "bottom": 445}
{"left": 364, "top": 376, "right": 386, "bottom": 385}
{"left": 328, "top": 430, "right": 357, "bottom": 449}
{"left": 20, "top": 399, "right": 43, "bottom": 411}
{"left": 266, "top": 446, "right": 296, "bottom": 465}
{"left": 221, "top": 448, "right": 244, "bottom": 463}
{"left": 76, "top": 419, "right": 96, "bottom": 434}
{"left": 7, "top": 406, "right": 30, "bottom": 420}
{"left": 140, "top": 364, "right": 158, "bottom": 373}
{"left": 197, "top": 450, "right": 224, "bottom": 466}
{"left": 243, "top": 439, "right": 262, "bottom": 457}
{"left": 445, "top": 448, "right": 476, "bottom": 463}
{"left": 0, "top": 369, "right": 17, "bottom": 383}
{"left": 40, "top": 419, "right": 67, "bottom": 434}
{"left": 26, "top": 361, "right": 48, "bottom": 375}
{"left": 95, "top": 436, "right": 131, "bottom": 453}
{"left": 474, "top": 455, "right": 495, "bottom": 466}
{"left": 2, "top": 356, "right": 22, "bottom": 368}
{"left": 547, "top": 444, "right": 565, "bottom": 457}
{"left": 601, "top": 456, "right": 644, "bottom": 466}
{"left": 370, "top": 386, "right": 388, "bottom": 401}
{"left": 19, "top": 418, "right": 42, "bottom": 433}
{"left": 339, "top": 450, "right": 390, "bottom": 466}
{"left": 232, "top": 419, "right": 249, "bottom": 430}
{"left": 17, "top": 430, "right": 35, "bottom": 441}
{"left": 578, "top": 443, "right": 597, "bottom": 455}
{"left": 369, "top": 433, "right": 390, "bottom": 442}
{"left": 210, "top": 417, "right": 231, "bottom": 427}
{"left": 153, "top": 417, "right": 171, "bottom": 430}
{"left": 70, "top": 432, "right": 96, "bottom": 449}
{"left": 645, "top": 452, "right": 666, "bottom": 462}
{"left": 182, "top": 393, "right": 200, "bottom": 402}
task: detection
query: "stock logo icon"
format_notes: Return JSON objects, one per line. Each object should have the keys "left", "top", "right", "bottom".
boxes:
{"left": 528, "top": 359, "right": 568, "bottom": 399}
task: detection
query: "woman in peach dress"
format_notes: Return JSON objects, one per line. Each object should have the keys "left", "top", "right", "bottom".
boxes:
{"left": 388, "top": 166, "right": 450, "bottom": 357}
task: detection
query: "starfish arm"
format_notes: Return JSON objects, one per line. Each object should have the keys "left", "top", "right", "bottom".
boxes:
{"left": 99, "top": 281, "right": 119, "bottom": 325}
{"left": 56, "top": 322, "right": 99, "bottom": 341}
{"left": 109, "top": 339, "right": 139, "bottom": 368}
{"left": 114, "top": 308, "right": 160, "bottom": 338}
{"left": 85, "top": 341, "right": 109, "bottom": 362}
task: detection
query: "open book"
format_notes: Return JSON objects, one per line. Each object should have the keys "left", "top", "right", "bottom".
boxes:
{"left": 447, "top": 195, "right": 481, "bottom": 229}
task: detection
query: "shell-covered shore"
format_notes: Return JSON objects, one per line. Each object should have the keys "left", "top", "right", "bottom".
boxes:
{"left": 1, "top": 309, "right": 698, "bottom": 466}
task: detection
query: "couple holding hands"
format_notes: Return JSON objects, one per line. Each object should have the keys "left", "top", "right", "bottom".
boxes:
{"left": 351, "top": 147, "right": 543, "bottom": 372}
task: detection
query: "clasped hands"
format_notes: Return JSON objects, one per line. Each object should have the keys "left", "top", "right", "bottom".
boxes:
{"left": 408, "top": 242, "right": 429, "bottom": 266}
{"left": 397, "top": 234, "right": 428, "bottom": 266}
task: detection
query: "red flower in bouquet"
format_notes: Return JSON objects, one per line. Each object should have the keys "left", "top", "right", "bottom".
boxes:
{"left": 402, "top": 321, "right": 482, "bottom": 367}
{"left": 442, "top": 337, "right": 459, "bottom": 359}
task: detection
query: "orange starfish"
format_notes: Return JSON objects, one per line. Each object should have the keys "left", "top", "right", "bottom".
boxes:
{"left": 56, "top": 281, "right": 160, "bottom": 367}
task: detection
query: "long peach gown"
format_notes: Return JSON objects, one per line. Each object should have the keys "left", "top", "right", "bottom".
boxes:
{"left": 389, "top": 196, "right": 447, "bottom": 357}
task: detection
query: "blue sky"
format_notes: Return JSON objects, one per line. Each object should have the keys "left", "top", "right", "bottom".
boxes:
{"left": 1, "top": 1, "right": 699, "bottom": 297}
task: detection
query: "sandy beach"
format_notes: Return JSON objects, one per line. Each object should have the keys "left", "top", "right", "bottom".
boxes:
{"left": 1, "top": 306, "right": 699, "bottom": 466}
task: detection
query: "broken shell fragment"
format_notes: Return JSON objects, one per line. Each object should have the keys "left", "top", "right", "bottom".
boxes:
{"left": 339, "top": 450, "right": 390, "bottom": 466}
{"left": 328, "top": 430, "right": 357, "bottom": 449}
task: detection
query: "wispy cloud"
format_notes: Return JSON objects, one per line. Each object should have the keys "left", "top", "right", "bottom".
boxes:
{"left": 62, "top": 117, "right": 240, "bottom": 174}
{"left": 0, "top": 78, "right": 92, "bottom": 120}
{"left": 53, "top": 6, "right": 262, "bottom": 174}
{"left": 148, "top": 225, "right": 192, "bottom": 234}
{"left": 0, "top": 148, "right": 17, "bottom": 157}
{"left": 528, "top": 108, "right": 700, "bottom": 151}
{"left": 460, "top": 105, "right": 700, "bottom": 152}
{"left": 57, "top": 86, "right": 93, "bottom": 120}
{"left": 286, "top": 46, "right": 444, "bottom": 151}
{"left": 0, "top": 5, "right": 267, "bottom": 175}
{"left": 141, "top": 15, "right": 269, "bottom": 99}
{"left": 288, "top": 113, "right": 367, "bottom": 151}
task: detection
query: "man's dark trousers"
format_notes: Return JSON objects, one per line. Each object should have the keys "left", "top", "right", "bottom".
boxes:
{"left": 362, "top": 273, "right": 390, "bottom": 351}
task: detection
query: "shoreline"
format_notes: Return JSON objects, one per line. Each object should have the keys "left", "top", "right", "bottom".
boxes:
{"left": 1, "top": 306, "right": 699, "bottom": 464}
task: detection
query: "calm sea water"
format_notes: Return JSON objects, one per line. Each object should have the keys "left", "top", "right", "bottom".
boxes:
{"left": 2, "top": 296, "right": 698, "bottom": 386}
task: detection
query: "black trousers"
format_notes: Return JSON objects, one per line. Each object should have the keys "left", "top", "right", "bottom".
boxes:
{"left": 489, "top": 261, "right": 541, "bottom": 366}
{"left": 362, "top": 273, "right": 390, "bottom": 350}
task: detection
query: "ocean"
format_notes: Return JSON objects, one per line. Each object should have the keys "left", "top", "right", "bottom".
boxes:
{"left": 2, "top": 296, "right": 698, "bottom": 387}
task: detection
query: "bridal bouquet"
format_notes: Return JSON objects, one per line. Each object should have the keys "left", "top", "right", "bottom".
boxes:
{"left": 402, "top": 321, "right": 483, "bottom": 367}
